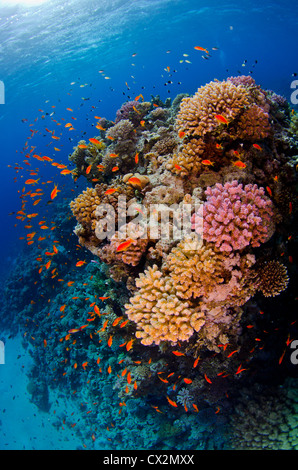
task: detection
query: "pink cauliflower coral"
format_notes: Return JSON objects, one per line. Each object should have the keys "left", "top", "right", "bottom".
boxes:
{"left": 191, "top": 180, "right": 274, "bottom": 252}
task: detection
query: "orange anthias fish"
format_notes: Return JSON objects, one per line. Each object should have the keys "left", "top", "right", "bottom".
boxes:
{"left": 253, "top": 143, "right": 262, "bottom": 150}
{"left": 76, "top": 260, "right": 86, "bottom": 267}
{"left": 78, "top": 144, "right": 88, "bottom": 149}
{"left": 89, "top": 138, "right": 101, "bottom": 145}
{"left": 104, "top": 188, "right": 118, "bottom": 195}
{"left": 51, "top": 185, "right": 58, "bottom": 200}
{"left": 214, "top": 114, "right": 228, "bottom": 124}
{"left": 194, "top": 46, "right": 209, "bottom": 54}
{"left": 126, "top": 339, "right": 134, "bottom": 351}
{"left": 127, "top": 177, "right": 142, "bottom": 187}
{"left": 166, "top": 396, "right": 178, "bottom": 407}
{"left": 25, "top": 178, "right": 40, "bottom": 185}
{"left": 116, "top": 239, "right": 134, "bottom": 252}
{"left": 86, "top": 165, "right": 92, "bottom": 175}
{"left": 233, "top": 161, "right": 246, "bottom": 169}
{"left": 183, "top": 378, "right": 192, "bottom": 384}
{"left": 201, "top": 160, "right": 214, "bottom": 166}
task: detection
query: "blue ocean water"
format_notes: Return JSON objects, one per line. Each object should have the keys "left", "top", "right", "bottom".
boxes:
{"left": 0, "top": 0, "right": 298, "bottom": 452}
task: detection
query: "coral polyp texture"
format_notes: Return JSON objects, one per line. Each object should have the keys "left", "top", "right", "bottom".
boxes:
{"left": 176, "top": 80, "right": 251, "bottom": 137}
{"left": 191, "top": 180, "right": 274, "bottom": 252}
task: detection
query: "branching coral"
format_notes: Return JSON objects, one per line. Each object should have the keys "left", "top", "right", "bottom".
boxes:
{"left": 176, "top": 80, "right": 250, "bottom": 137}
{"left": 192, "top": 180, "right": 274, "bottom": 252}
{"left": 125, "top": 233, "right": 258, "bottom": 350}
{"left": 125, "top": 264, "right": 205, "bottom": 345}
{"left": 253, "top": 260, "right": 289, "bottom": 297}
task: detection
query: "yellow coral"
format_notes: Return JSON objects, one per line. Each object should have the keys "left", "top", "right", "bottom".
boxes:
{"left": 176, "top": 80, "right": 250, "bottom": 137}
{"left": 166, "top": 138, "right": 205, "bottom": 176}
{"left": 125, "top": 265, "right": 205, "bottom": 345}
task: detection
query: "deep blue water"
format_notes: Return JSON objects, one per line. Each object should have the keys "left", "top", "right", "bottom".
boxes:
{"left": 0, "top": 0, "right": 298, "bottom": 452}
{"left": 1, "top": 0, "right": 297, "bottom": 264}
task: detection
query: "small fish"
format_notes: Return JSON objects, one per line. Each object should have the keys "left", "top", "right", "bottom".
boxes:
{"left": 227, "top": 349, "right": 238, "bottom": 358}
{"left": 116, "top": 239, "right": 134, "bottom": 252}
{"left": 289, "top": 201, "right": 293, "bottom": 214}
{"left": 204, "top": 373, "right": 212, "bottom": 384}
{"left": 174, "top": 164, "right": 182, "bottom": 171}
{"left": 109, "top": 153, "right": 118, "bottom": 158}
{"left": 135, "top": 152, "right": 139, "bottom": 164}
{"left": 45, "top": 260, "right": 51, "bottom": 270}
{"left": 89, "top": 138, "right": 101, "bottom": 145}
{"left": 94, "top": 305, "right": 100, "bottom": 315}
{"left": 112, "top": 166, "right": 119, "bottom": 172}
{"left": 25, "top": 178, "right": 40, "bottom": 185}
{"left": 104, "top": 188, "right": 118, "bottom": 195}
{"left": 172, "top": 351, "right": 184, "bottom": 356}
{"left": 201, "top": 160, "right": 214, "bottom": 166}
{"left": 235, "top": 364, "right": 247, "bottom": 375}
{"left": 50, "top": 185, "right": 58, "bottom": 200}
{"left": 127, "top": 176, "right": 142, "bottom": 187}
{"left": 178, "top": 130, "right": 185, "bottom": 138}
{"left": 107, "top": 335, "right": 113, "bottom": 347}
{"left": 214, "top": 114, "right": 228, "bottom": 124}
{"left": 266, "top": 186, "right": 273, "bottom": 197}
{"left": 194, "top": 46, "right": 209, "bottom": 54}
{"left": 126, "top": 339, "right": 134, "bottom": 351}
{"left": 68, "top": 328, "right": 80, "bottom": 334}
{"left": 78, "top": 144, "right": 88, "bottom": 149}
{"left": 193, "top": 357, "right": 200, "bottom": 368}
{"left": 86, "top": 165, "right": 92, "bottom": 174}
{"left": 166, "top": 396, "right": 178, "bottom": 407}
{"left": 233, "top": 160, "right": 246, "bottom": 169}
{"left": 76, "top": 260, "right": 86, "bottom": 267}
{"left": 183, "top": 378, "right": 192, "bottom": 384}
{"left": 112, "top": 317, "right": 123, "bottom": 327}
{"left": 253, "top": 143, "right": 262, "bottom": 150}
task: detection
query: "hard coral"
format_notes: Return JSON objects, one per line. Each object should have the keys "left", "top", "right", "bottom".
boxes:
{"left": 192, "top": 180, "right": 274, "bottom": 252}
{"left": 253, "top": 260, "right": 289, "bottom": 297}
{"left": 176, "top": 80, "right": 250, "bottom": 137}
{"left": 125, "top": 264, "right": 205, "bottom": 345}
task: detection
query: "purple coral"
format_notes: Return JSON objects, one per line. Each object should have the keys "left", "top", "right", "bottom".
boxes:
{"left": 115, "top": 101, "right": 141, "bottom": 126}
{"left": 191, "top": 180, "right": 274, "bottom": 252}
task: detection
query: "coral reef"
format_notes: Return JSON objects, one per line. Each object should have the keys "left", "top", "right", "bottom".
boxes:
{"left": 4, "top": 75, "right": 298, "bottom": 451}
